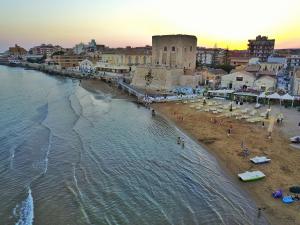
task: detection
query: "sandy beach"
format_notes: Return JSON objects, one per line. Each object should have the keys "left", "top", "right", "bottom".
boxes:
{"left": 80, "top": 79, "right": 127, "bottom": 98}
{"left": 153, "top": 101, "right": 300, "bottom": 225}
{"left": 81, "top": 79, "right": 300, "bottom": 225}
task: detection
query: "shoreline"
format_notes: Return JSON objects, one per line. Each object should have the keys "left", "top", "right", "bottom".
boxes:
{"left": 153, "top": 102, "right": 300, "bottom": 225}
{"left": 78, "top": 78, "right": 272, "bottom": 223}
{"left": 2, "top": 64, "right": 298, "bottom": 224}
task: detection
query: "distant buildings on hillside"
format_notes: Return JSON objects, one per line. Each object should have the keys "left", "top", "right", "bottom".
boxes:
{"left": 1, "top": 34, "right": 300, "bottom": 96}
{"left": 29, "top": 44, "right": 63, "bottom": 56}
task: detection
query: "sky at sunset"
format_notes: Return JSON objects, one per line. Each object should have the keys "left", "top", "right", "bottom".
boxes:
{"left": 0, "top": 0, "right": 300, "bottom": 52}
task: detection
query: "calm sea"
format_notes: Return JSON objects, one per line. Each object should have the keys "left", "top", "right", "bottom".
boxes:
{"left": 0, "top": 65, "right": 268, "bottom": 225}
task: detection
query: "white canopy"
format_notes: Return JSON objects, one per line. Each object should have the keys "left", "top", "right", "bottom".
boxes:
{"left": 267, "top": 93, "right": 281, "bottom": 100}
{"left": 258, "top": 92, "right": 266, "bottom": 98}
{"left": 281, "top": 93, "right": 294, "bottom": 101}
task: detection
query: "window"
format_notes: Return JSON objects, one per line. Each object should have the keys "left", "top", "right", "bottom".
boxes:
{"left": 190, "top": 46, "right": 193, "bottom": 52}
{"left": 164, "top": 46, "right": 167, "bottom": 51}
{"left": 172, "top": 46, "right": 176, "bottom": 52}
{"left": 236, "top": 77, "right": 243, "bottom": 81}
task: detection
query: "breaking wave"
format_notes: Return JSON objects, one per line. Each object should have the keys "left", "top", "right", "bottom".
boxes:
{"left": 14, "top": 188, "right": 34, "bottom": 225}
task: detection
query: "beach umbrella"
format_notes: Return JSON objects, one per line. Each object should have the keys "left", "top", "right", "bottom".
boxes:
{"left": 289, "top": 186, "right": 300, "bottom": 194}
{"left": 258, "top": 92, "right": 266, "bottom": 98}
{"left": 281, "top": 93, "right": 294, "bottom": 101}
{"left": 281, "top": 93, "right": 295, "bottom": 107}
{"left": 267, "top": 92, "right": 282, "bottom": 106}
{"left": 267, "top": 92, "right": 281, "bottom": 100}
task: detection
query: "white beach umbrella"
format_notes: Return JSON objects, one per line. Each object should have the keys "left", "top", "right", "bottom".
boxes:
{"left": 281, "top": 93, "right": 294, "bottom": 101}
{"left": 258, "top": 92, "right": 266, "bottom": 98}
{"left": 267, "top": 92, "right": 282, "bottom": 106}
{"left": 281, "top": 93, "right": 295, "bottom": 107}
{"left": 267, "top": 93, "right": 281, "bottom": 100}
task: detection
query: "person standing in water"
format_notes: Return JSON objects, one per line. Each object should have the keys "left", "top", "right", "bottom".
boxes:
{"left": 181, "top": 138, "right": 185, "bottom": 148}
{"left": 177, "top": 137, "right": 181, "bottom": 145}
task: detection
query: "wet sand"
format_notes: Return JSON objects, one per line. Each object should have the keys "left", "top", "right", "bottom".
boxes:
{"left": 153, "top": 102, "right": 300, "bottom": 225}
{"left": 80, "top": 79, "right": 299, "bottom": 224}
{"left": 80, "top": 79, "right": 135, "bottom": 100}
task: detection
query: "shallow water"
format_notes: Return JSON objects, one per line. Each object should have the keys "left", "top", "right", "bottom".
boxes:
{"left": 0, "top": 65, "right": 268, "bottom": 225}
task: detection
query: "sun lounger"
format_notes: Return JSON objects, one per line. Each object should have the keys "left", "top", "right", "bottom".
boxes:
{"left": 238, "top": 171, "right": 265, "bottom": 182}
{"left": 250, "top": 156, "right": 271, "bottom": 164}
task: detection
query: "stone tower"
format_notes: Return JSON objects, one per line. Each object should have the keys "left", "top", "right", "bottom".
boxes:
{"left": 152, "top": 35, "right": 197, "bottom": 70}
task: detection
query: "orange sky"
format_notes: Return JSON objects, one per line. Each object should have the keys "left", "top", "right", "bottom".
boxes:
{"left": 0, "top": 0, "right": 300, "bottom": 51}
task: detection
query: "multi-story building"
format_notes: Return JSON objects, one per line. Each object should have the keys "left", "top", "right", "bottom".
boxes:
{"left": 196, "top": 47, "right": 229, "bottom": 67}
{"left": 73, "top": 43, "right": 86, "bottom": 55}
{"left": 8, "top": 44, "right": 27, "bottom": 57}
{"left": 287, "top": 55, "right": 300, "bottom": 70}
{"left": 228, "top": 50, "right": 249, "bottom": 67}
{"left": 248, "top": 35, "right": 275, "bottom": 62}
{"left": 52, "top": 53, "right": 84, "bottom": 69}
{"left": 196, "top": 47, "right": 213, "bottom": 66}
{"left": 29, "top": 44, "right": 62, "bottom": 56}
{"left": 99, "top": 47, "right": 152, "bottom": 66}
{"left": 292, "top": 67, "right": 300, "bottom": 95}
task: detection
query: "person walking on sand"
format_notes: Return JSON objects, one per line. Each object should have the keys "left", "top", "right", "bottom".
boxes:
{"left": 227, "top": 128, "right": 231, "bottom": 137}
{"left": 262, "top": 121, "right": 265, "bottom": 128}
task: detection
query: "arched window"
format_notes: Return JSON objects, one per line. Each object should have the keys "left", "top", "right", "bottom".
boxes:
{"left": 164, "top": 46, "right": 167, "bottom": 51}
{"left": 172, "top": 46, "right": 176, "bottom": 52}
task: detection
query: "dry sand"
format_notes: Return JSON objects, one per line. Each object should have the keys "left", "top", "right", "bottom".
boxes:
{"left": 80, "top": 79, "right": 300, "bottom": 224}
{"left": 153, "top": 102, "right": 300, "bottom": 225}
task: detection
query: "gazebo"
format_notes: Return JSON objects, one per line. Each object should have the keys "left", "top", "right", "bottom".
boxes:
{"left": 281, "top": 93, "right": 295, "bottom": 107}
{"left": 267, "top": 92, "right": 282, "bottom": 105}
{"left": 267, "top": 93, "right": 281, "bottom": 100}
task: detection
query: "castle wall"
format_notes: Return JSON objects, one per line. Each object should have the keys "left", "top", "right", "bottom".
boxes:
{"left": 152, "top": 35, "right": 197, "bottom": 70}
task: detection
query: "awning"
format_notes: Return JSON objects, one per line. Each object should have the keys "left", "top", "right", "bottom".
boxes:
{"left": 281, "top": 93, "right": 295, "bottom": 101}
{"left": 258, "top": 92, "right": 266, "bottom": 98}
{"left": 267, "top": 93, "right": 281, "bottom": 100}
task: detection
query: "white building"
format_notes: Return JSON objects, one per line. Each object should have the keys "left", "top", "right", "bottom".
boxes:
{"left": 221, "top": 71, "right": 276, "bottom": 91}
{"left": 287, "top": 55, "right": 300, "bottom": 70}
{"left": 196, "top": 49, "right": 213, "bottom": 65}
{"left": 79, "top": 59, "right": 95, "bottom": 73}
{"left": 254, "top": 75, "right": 277, "bottom": 91}
{"left": 293, "top": 68, "right": 300, "bottom": 95}
{"left": 73, "top": 43, "right": 86, "bottom": 55}
{"left": 221, "top": 71, "right": 255, "bottom": 90}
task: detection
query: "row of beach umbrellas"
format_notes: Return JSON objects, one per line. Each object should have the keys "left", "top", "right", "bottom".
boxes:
{"left": 258, "top": 92, "right": 296, "bottom": 107}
